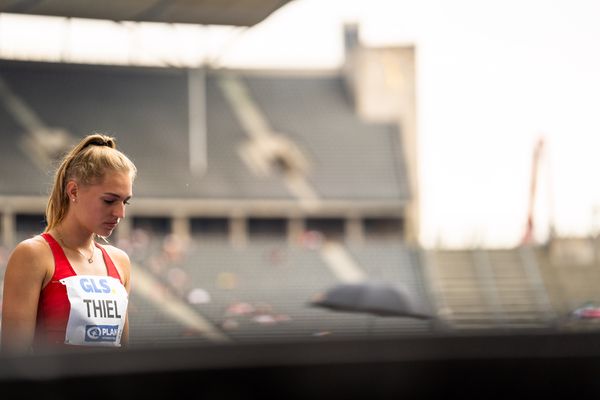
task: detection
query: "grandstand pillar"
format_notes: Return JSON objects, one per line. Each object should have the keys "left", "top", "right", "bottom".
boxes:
{"left": 188, "top": 68, "right": 207, "bottom": 176}
{"left": 395, "top": 48, "right": 419, "bottom": 246}
{"left": 346, "top": 215, "right": 364, "bottom": 245}
{"left": 1, "top": 208, "right": 15, "bottom": 248}
{"left": 343, "top": 25, "right": 420, "bottom": 245}
{"left": 172, "top": 216, "right": 190, "bottom": 241}
{"left": 230, "top": 215, "right": 247, "bottom": 249}
{"left": 288, "top": 216, "right": 305, "bottom": 246}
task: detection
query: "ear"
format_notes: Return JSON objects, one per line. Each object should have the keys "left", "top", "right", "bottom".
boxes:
{"left": 65, "top": 180, "right": 79, "bottom": 202}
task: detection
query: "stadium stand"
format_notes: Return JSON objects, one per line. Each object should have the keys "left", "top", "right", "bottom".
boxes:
{"left": 424, "top": 246, "right": 557, "bottom": 332}
{"left": 243, "top": 74, "right": 409, "bottom": 200}
{"left": 0, "top": 60, "right": 407, "bottom": 201}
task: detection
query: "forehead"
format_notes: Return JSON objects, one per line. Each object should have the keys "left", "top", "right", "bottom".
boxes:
{"left": 89, "top": 171, "right": 133, "bottom": 196}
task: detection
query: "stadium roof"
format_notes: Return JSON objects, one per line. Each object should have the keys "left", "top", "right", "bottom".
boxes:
{"left": 0, "top": 0, "right": 294, "bottom": 26}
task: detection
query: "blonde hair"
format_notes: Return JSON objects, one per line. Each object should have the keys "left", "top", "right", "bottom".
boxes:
{"left": 45, "top": 133, "right": 137, "bottom": 232}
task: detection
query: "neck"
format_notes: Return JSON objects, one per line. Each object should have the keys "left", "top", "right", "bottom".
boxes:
{"left": 52, "top": 222, "right": 95, "bottom": 248}
{"left": 53, "top": 229, "right": 96, "bottom": 264}
{"left": 52, "top": 228, "right": 95, "bottom": 252}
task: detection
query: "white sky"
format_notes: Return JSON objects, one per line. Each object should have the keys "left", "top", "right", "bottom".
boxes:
{"left": 1, "top": 0, "right": 600, "bottom": 248}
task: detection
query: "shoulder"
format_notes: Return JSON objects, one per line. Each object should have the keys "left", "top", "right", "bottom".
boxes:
{"left": 101, "top": 243, "right": 130, "bottom": 266}
{"left": 8, "top": 235, "right": 51, "bottom": 263}
{"left": 5, "top": 235, "right": 52, "bottom": 281}
{"left": 99, "top": 243, "right": 131, "bottom": 287}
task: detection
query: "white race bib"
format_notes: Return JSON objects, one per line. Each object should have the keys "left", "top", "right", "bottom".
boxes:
{"left": 60, "top": 275, "right": 128, "bottom": 347}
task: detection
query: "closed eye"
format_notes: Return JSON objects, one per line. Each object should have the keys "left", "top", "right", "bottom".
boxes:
{"left": 104, "top": 199, "right": 131, "bottom": 205}
{"left": 103, "top": 193, "right": 132, "bottom": 205}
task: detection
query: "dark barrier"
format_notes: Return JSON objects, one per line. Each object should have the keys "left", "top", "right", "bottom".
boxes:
{"left": 2, "top": 331, "right": 600, "bottom": 399}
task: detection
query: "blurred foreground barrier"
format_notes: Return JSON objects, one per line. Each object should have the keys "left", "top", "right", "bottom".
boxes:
{"left": 2, "top": 331, "right": 600, "bottom": 399}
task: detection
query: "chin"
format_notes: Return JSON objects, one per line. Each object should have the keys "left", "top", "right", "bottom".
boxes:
{"left": 96, "top": 228, "right": 114, "bottom": 239}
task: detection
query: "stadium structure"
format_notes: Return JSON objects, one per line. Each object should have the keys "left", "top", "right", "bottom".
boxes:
{"left": 1, "top": 1, "right": 600, "bottom": 397}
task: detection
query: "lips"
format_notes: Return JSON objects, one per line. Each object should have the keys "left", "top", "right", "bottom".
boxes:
{"left": 104, "top": 222, "right": 118, "bottom": 230}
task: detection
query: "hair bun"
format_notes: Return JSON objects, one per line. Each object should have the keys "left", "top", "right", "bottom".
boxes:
{"left": 87, "top": 134, "right": 116, "bottom": 149}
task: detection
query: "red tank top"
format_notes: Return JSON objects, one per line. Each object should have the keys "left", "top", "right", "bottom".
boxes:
{"left": 35, "top": 233, "right": 123, "bottom": 350}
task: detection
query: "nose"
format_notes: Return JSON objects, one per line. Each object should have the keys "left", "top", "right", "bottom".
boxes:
{"left": 114, "top": 203, "right": 126, "bottom": 219}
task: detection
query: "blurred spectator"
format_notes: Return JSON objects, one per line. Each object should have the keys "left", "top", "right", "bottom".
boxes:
{"left": 226, "top": 302, "right": 255, "bottom": 316}
{"left": 225, "top": 300, "right": 292, "bottom": 327}
{"left": 299, "top": 230, "right": 324, "bottom": 250}
{"left": 221, "top": 318, "right": 239, "bottom": 331}
{"left": 187, "top": 288, "right": 211, "bottom": 305}
{"left": 162, "top": 233, "right": 189, "bottom": 263}
{"left": 123, "top": 227, "right": 152, "bottom": 263}
{"left": 217, "top": 272, "right": 238, "bottom": 290}
{"left": 166, "top": 266, "right": 190, "bottom": 298}
{"left": 265, "top": 246, "right": 287, "bottom": 266}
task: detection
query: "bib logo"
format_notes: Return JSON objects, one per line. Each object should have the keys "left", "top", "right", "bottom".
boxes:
{"left": 80, "top": 277, "right": 111, "bottom": 293}
{"left": 85, "top": 325, "right": 119, "bottom": 342}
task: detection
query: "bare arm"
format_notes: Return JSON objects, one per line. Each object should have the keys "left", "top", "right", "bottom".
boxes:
{"left": 1, "top": 239, "right": 49, "bottom": 355}
{"left": 107, "top": 245, "right": 131, "bottom": 347}
{"left": 122, "top": 257, "right": 131, "bottom": 347}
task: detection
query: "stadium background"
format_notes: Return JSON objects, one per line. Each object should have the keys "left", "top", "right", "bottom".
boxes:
{"left": 1, "top": 1, "right": 600, "bottom": 398}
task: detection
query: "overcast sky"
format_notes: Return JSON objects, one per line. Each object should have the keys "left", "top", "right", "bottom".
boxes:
{"left": 1, "top": 0, "right": 600, "bottom": 248}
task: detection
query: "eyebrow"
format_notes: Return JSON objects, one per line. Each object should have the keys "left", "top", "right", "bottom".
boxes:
{"left": 103, "top": 192, "right": 133, "bottom": 201}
